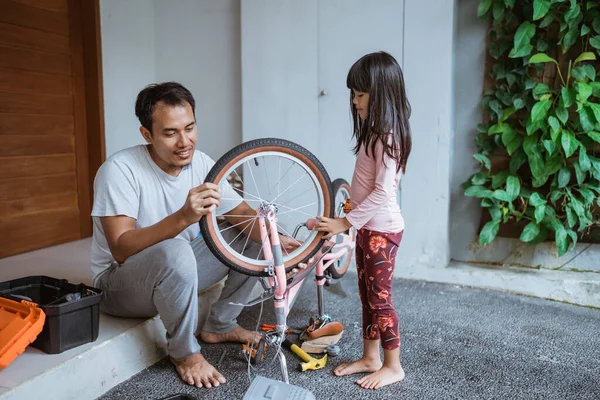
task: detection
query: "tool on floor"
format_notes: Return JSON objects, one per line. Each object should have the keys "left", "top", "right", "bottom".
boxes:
{"left": 216, "top": 349, "right": 227, "bottom": 367}
{"left": 300, "top": 332, "right": 343, "bottom": 355}
{"left": 282, "top": 339, "right": 327, "bottom": 372}
{"left": 260, "top": 324, "right": 303, "bottom": 335}
{"left": 302, "top": 317, "right": 344, "bottom": 340}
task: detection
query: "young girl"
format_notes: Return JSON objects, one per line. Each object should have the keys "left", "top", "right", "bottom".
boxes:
{"left": 316, "top": 51, "right": 411, "bottom": 390}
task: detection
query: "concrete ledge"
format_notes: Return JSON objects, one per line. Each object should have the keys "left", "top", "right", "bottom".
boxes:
{"left": 398, "top": 261, "right": 600, "bottom": 308}
{"left": 0, "top": 316, "right": 167, "bottom": 400}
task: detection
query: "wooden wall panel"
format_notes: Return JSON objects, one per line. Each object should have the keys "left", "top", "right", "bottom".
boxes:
{"left": 0, "top": 0, "right": 69, "bottom": 35}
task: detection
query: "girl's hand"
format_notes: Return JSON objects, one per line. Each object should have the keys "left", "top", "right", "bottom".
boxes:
{"left": 279, "top": 233, "right": 302, "bottom": 252}
{"left": 315, "top": 216, "right": 352, "bottom": 239}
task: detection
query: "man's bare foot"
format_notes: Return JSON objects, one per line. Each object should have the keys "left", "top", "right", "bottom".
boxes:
{"left": 333, "top": 357, "right": 382, "bottom": 377}
{"left": 356, "top": 365, "right": 405, "bottom": 389}
{"left": 200, "top": 325, "right": 261, "bottom": 345}
{"left": 170, "top": 353, "right": 226, "bottom": 388}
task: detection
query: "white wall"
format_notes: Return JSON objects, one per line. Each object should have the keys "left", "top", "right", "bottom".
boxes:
{"left": 100, "top": 0, "right": 155, "bottom": 157}
{"left": 399, "top": 0, "right": 456, "bottom": 268}
{"left": 100, "top": 0, "right": 242, "bottom": 160}
{"left": 450, "top": 0, "right": 600, "bottom": 273}
{"left": 154, "top": 0, "right": 242, "bottom": 160}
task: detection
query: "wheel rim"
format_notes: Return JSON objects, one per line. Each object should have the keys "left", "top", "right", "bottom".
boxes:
{"left": 333, "top": 184, "right": 352, "bottom": 273}
{"left": 209, "top": 150, "right": 326, "bottom": 271}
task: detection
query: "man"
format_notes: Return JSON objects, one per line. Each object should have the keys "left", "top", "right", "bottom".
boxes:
{"left": 91, "top": 82, "right": 299, "bottom": 388}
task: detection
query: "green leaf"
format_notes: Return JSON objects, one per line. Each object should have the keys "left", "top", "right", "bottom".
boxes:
{"left": 489, "top": 100, "right": 502, "bottom": 120}
{"left": 556, "top": 106, "right": 569, "bottom": 124}
{"left": 563, "top": 28, "right": 579, "bottom": 52}
{"left": 574, "top": 162, "right": 586, "bottom": 184}
{"left": 492, "top": 170, "right": 510, "bottom": 189}
{"left": 474, "top": 153, "right": 492, "bottom": 170}
{"left": 492, "top": 1, "right": 505, "bottom": 21}
{"left": 520, "top": 222, "right": 541, "bottom": 242}
{"left": 465, "top": 185, "right": 493, "bottom": 198}
{"left": 566, "top": 205, "right": 578, "bottom": 228}
{"left": 561, "top": 88, "right": 576, "bottom": 108}
{"left": 511, "top": 22, "right": 536, "bottom": 57}
{"left": 533, "top": 0, "right": 551, "bottom": 20}
{"left": 577, "top": 82, "right": 593, "bottom": 102}
{"left": 540, "top": 11, "right": 555, "bottom": 28}
{"left": 499, "top": 107, "right": 516, "bottom": 123}
{"left": 558, "top": 167, "right": 571, "bottom": 188}
{"left": 565, "top": 2, "right": 581, "bottom": 22}
{"left": 476, "top": 123, "right": 488, "bottom": 133}
{"left": 530, "top": 192, "right": 547, "bottom": 207}
{"left": 529, "top": 150, "right": 545, "bottom": 179}
{"left": 533, "top": 83, "right": 551, "bottom": 99}
{"left": 568, "top": 230, "right": 578, "bottom": 249}
{"left": 587, "top": 131, "right": 600, "bottom": 143}
{"left": 513, "top": 97, "right": 525, "bottom": 110}
{"left": 535, "top": 206, "right": 546, "bottom": 224}
{"left": 478, "top": 0, "right": 493, "bottom": 17}
{"left": 529, "top": 52, "right": 556, "bottom": 63}
{"left": 581, "top": 24, "right": 591, "bottom": 37}
{"left": 489, "top": 205, "right": 502, "bottom": 220}
{"left": 502, "top": 131, "right": 523, "bottom": 155}
{"left": 537, "top": 39, "right": 549, "bottom": 52}
{"left": 510, "top": 149, "right": 527, "bottom": 174}
{"left": 594, "top": 16, "right": 600, "bottom": 34}
{"left": 523, "top": 134, "right": 538, "bottom": 156}
{"left": 481, "top": 198, "right": 494, "bottom": 207}
{"left": 579, "top": 149, "right": 591, "bottom": 171}
{"left": 578, "top": 187, "right": 596, "bottom": 204}
{"left": 550, "top": 190, "right": 563, "bottom": 204}
{"left": 555, "top": 227, "right": 569, "bottom": 256}
{"left": 561, "top": 131, "right": 579, "bottom": 157}
{"left": 582, "top": 65, "right": 596, "bottom": 80}
{"left": 504, "top": 0, "right": 516, "bottom": 7}
{"left": 545, "top": 154, "right": 563, "bottom": 174}
{"left": 479, "top": 220, "right": 500, "bottom": 245}
{"left": 574, "top": 51, "right": 597, "bottom": 64}
{"left": 578, "top": 107, "right": 596, "bottom": 132}
{"left": 587, "top": 103, "right": 600, "bottom": 124}
{"left": 506, "top": 176, "right": 521, "bottom": 201}
{"left": 590, "top": 35, "right": 600, "bottom": 50}
{"left": 543, "top": 139, "right": 557, "bottom": 155}
{"left": 471, "top": 172, "right": 489, "bottom": 185}
{"left": 492, "top": 189, "right": 512, "bottom": 202}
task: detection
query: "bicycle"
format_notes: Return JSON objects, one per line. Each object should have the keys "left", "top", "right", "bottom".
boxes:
{"left": 199, "top": 138, "right": 355, "bottom": 383}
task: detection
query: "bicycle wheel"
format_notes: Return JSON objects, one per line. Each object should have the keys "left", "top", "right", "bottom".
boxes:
{"left": 200, "top": 138, "right": 334, "bottom": 276}
{"left": 327, "top": 178, "right": 353, "bottom": 280}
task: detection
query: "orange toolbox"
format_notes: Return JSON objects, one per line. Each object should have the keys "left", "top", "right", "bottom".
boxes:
{"left": 0, "top": 296, "right": 45, "bottom": 369}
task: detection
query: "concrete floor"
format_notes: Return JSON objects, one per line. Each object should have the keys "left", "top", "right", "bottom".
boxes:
{"left": 98, "top": 274, "right": 600, "bottom": 400}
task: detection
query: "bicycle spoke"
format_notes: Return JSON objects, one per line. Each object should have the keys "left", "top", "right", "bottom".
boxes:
{"left": 228, "top": 218, "right": 254, "bottom": 246}
{"left": 220, "top": 216, "right": 257, "bottom": 234}
{"left": 247, "top": 160, "right": 262, "bottom": 199}
{"left": 263, "top": 156, "right": 272, "bottom": 197}
{"left": 241, "top": 215, "right": 258, "bottom": 257}
{"left": 274, "top": 204, "right": 315, "bottom": 218}
{"left": 269, "top": 159, "right": 294, "bottom": 197}
{"left": 271, "top": 173, "right": 306, "bottom": 204}
{"left": 280, "top": 186, "right": 315, "bottom": 207}
{"left": 232, "top": 186, "right": 264, "bottom": 202}
{"left": 276, "top": 202, "right": 317, "bottom": 216}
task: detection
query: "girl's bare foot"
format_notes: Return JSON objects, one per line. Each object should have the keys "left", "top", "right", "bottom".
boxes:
{"left": 356, "top": 365, "right": 405, "bottom": 389}
{"left": 333, "top": 357, "right": 382, "bottom": 376}
{"left": 170, "top": 353, "right": 226, "bottom": 388}
{"left": 200, "top": 325, "right": 261, "bottom": 345}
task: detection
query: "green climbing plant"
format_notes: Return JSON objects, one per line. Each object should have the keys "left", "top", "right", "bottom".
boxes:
{"left": 464, "top": 0, "right": 600, "bottom": 255}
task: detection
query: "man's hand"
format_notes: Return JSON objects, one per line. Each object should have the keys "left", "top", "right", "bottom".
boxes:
{"left": 180, "top": 183, "right": 221, "bottom": 225}
{"left": 315, "top": 216, "right": 352, "bottom": 239}
{"left": 279, "top": 233, "right": 302, "bottom": 253}
{"left": 286, "top": 257, "right": 314, "bottom": 280}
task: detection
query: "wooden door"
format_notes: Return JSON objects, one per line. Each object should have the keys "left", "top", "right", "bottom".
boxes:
{"left": 0, "top": 0, "right": 104, "bottom": 258}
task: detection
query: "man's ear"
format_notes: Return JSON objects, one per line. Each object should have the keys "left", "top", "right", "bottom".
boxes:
{"left": 140, "top": 126, "right": 152, "bottom": 144}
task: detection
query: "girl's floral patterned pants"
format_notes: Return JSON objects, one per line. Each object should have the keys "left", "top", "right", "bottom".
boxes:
{"left": 355, "top": 228, "right": 403, "bottom": 350}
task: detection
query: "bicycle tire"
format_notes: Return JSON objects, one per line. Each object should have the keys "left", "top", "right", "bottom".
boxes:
{"left": 327, "top": 178, "right": 352, "bottom": 280}
{"left": 200, "top": 138, "right": 334, "bottom": 277}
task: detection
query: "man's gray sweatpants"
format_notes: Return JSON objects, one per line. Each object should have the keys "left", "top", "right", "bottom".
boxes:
{"left": 96, "top": 227, "right": 260, "bottom": 361}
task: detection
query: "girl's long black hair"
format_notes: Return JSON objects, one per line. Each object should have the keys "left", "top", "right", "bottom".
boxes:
{"left": 346, "top": 51, "right": 412, "bottom": 173}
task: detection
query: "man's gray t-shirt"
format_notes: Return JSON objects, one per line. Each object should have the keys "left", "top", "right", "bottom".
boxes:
{"left": 91, "top": 145, "right": 242, "bottom": 285}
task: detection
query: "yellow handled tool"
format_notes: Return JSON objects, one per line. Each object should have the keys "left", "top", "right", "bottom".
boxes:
{"left": 282, "top": 339, "right": 327, "bottom": 371}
